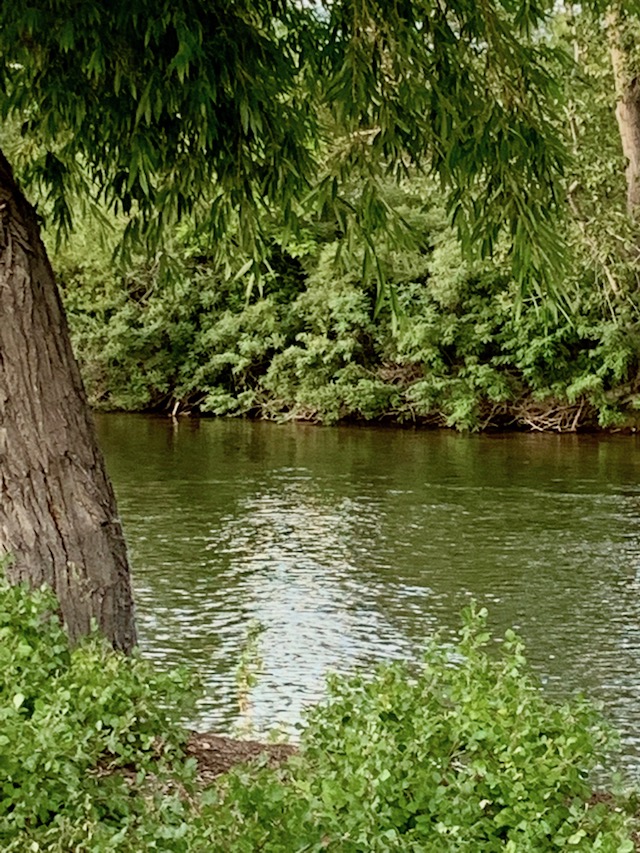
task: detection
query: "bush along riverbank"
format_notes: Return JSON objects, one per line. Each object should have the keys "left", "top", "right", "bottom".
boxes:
{"left": 55, "top": 178, "right": 640, "bottom": 434}
{"left": 2, "top": 572, "right": 639, "bottom": 851}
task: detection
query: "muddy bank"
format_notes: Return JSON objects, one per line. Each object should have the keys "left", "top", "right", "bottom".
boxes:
{"left": 186, "top": 732, "right": 297, "bottom": 784}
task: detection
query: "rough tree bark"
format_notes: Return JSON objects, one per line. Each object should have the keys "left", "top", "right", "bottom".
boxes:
{"left": 607, "top": 5, "right": 640, "bottom": 215}
{"left": 0, "top": 148, "right": 137, "bottom": 651}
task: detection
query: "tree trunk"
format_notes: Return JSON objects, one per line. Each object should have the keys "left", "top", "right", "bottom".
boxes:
{"left": 617, "top": 83, "right": 640, "bottom": 213}
{"left": 0, "top": 148, "right": 136, "bottom": 651}
{"left": 607, "top": 5, "right": 640, "bottom": 215}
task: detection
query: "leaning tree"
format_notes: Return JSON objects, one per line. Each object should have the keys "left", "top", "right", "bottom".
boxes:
{"left": 0, "top": 0, "right": 567, "bottom": 649}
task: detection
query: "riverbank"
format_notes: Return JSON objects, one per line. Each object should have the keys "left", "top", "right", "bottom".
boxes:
{"left": 186, "top": 731, "right": 296, "bottom": 784}
{"left": 4, "top": 574, "right": 640, "bottom": 850}
{"left": 95, "top": 393, "right": 640, "bottom": 433}
{"left": 60, "top": 193, "right": 640, "bottom": 435}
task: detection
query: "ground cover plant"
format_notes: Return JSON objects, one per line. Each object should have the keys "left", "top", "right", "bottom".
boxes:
{"left": 195, "top": 606, "right": 639, "bottom": 851}
{"left": 0, "top": 569, "right": 196, "bottom": 852}
{"left": 2, "top": 573, "right": 639, "bottom": 851}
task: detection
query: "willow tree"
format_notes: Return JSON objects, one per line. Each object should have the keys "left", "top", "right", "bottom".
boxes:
{"left": 0, "top": 0, "right": 566, "bottom": 649}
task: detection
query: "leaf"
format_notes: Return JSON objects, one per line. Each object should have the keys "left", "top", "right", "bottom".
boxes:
{"left": 567, "top": 829, "right": 586, "bottom": 844}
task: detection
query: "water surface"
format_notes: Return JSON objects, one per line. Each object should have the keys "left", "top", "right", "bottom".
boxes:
{"left": 97, "top": 415, "right": 640, "bottom": 772}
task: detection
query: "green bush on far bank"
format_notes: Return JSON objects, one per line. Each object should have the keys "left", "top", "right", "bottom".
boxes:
{"left": 1, "top": 573, "right": 638, "bottom": 851}
{"left": 55, "top": 178, "right": 640, "bottom": 431}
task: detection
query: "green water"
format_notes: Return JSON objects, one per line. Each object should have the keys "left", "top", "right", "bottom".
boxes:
{"left": 97, "top": 415, "right": 640, "bottom": 771}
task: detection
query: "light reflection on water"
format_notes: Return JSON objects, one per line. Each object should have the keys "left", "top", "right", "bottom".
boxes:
{"left": 97, "top": 416, "right": 640, "bottom": 775}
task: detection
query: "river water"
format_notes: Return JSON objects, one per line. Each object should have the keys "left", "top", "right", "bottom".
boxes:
{"left": 97, "top": 415, "right": 640, "bottom": 773}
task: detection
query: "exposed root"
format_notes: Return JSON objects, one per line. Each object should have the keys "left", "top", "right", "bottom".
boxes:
{"left": 508, "top": 398, "right": 599, "bottom": 432}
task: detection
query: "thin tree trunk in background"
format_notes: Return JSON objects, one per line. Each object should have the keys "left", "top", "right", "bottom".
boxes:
{"left": 0, "top": 148, "right": 136, "bottom": 651}
{"left": 607, "top": 4, "right": 640, "bottom": 215}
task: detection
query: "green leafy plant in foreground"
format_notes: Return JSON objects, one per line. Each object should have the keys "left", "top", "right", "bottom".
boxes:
{"left": 196, "top": 606, "right": 637, "bottom": 852}
{"left": 1, "top": 574, "right": 638, "bottom": 851}
{"left": 0, "top": 574, "right": 196, "bottom": 851}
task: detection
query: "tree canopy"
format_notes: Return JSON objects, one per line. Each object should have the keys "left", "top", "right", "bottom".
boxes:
{"left": 0, "top": 0, "right": 570, "bottom": 290}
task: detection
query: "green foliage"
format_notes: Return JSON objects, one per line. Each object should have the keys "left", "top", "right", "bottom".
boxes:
{"left": 58, "top": 175, "right": 640, "bottom": 431}
{"left": 4, "top": 1, "right": 637, "bottom": 429}
{"left": 236, "top": 618, "right": 266, "bottom": 731}
{"left": 0, "top": 0, "right": 575, "bottom": 297}
{"left": 0, "top": 574, "right": 196, "bottom": 852}
{"left": 2, "top": 577, "right": 638, "bottom": 850}
{"left": 193, "top": 606, "right": 637, "bottom": 851}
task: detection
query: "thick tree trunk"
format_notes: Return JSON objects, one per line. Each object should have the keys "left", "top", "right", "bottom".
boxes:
{"left": 0, "top": 149, "right": 136, "bottom": 651}
{"left": 607, "top": 5, "right": 640, "bottom": 215}
{"left": 614, "top": 82, "right": 640, "bottom": 214}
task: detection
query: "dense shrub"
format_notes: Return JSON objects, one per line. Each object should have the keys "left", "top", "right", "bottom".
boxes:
{"left": 1, "top": 574, "right": 637, "bottom": 850}
{"left": 192, "top": 605, "right": 637, "bottom": 851}
{"left": 0, "top": 572, "right": 196, "bottom": 852}
{"left": 55, "top": 179, "right": 640, "bottom": 431}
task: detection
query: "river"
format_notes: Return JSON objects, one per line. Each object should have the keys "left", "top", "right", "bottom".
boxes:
{"left": 97, "top": 414, "right": 640, "bottom": 774}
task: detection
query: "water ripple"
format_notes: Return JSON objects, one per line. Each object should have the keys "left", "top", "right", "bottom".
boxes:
{"left": 98, "top": 416, "right": 640, "bottom": 775}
